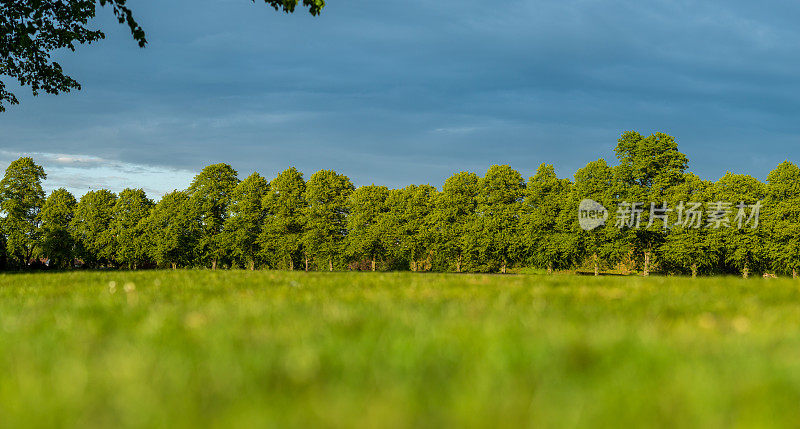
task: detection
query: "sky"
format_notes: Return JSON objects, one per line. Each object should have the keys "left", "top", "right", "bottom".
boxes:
{"left": 2, "top": 0, "right": 800, "bottom": 198}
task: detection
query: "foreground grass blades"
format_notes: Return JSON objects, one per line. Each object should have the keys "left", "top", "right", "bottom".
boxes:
{"left": 2, "top": 271, "right": 800, "bottom": 428}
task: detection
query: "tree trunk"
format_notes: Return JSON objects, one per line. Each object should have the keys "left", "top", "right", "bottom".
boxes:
{"left": 743, "top": 263, "right": 749, "bottom": 279}
{"left": 547, "top": 262, "right": 553, "bottom": 275}
{"left": 643, "top": 250, "right": 651, "bottom": 277}
{"left": 212, "top": 258, "right": 217, "bottom": 270}
{"left": 305, "top": 254, "right": 309, "bottom": 272}
{"left": 411, "top": 260, "right": 417, "bottom": 272}
{"left": 289, "top": 258, "right": 294, "bottom": 271}
{"left": 501, "top": 260, "right": 507, "bottom": 274}
{"left": 249, "top": 260, "right": 255, "bottom": 271}
{"left": 329, "top": 257, "right": 333, "bottom": 272}
{"left": 24, "top": 247, "right": 33, "bottom": 268}
{"left": 371, "top": 257, "right": 376, "bottom": 272}
{"left": 171, "top": 262, "right": 177, "bottom": 270}
{"left": 456, "top": 254, "right": 462, "bottom": 273}
{"left": 794, "top": 268, "right": 797, "bottom": 279}
{"left": 691, "top": 263, "right": 697, "bottom": 278}
{"left": 593, "top": 253, "right": 599, "bottom": 276}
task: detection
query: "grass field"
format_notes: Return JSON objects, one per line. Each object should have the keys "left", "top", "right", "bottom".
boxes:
{"left": 3, "top": 271, "right": 800, "bottom": 428}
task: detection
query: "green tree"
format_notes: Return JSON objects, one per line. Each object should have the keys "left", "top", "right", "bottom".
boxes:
{"left": 111, "top": 188, "right": 153, "bottom": 269}
{"left": 763, "top": 161, "right": 800, "bottom": 277}
{"left": 259, "top": 168, "right": 307, "bottom": 270}
{"left": 70, "top": 189, "right": 117, "bottom": 268}
{"left": 0, "top": 157, "right": 46, "bottom": 267}
{"left": 223, "top": 172, "right": 268, "bottom": 270}
{"left": 382, "top": 185, "right": 438, "bottom": 271}
{"left": 432, "top": 172, "right": 479, "bottom": 272}
{"left": 614, "top": 131, "right": 688, "bottom": 275}
{"left": 706, "top": 172, "right": 767, "bottom": 278}
{"left": 0, "top": 230, "right": 6, "bottom": 269}
{"left": 143, "top": 191, "right": 198, "bottom": 269}
{"left": 347, "top": 185, "right": 390, "bottom": 271}
{"left": 657, "top": 173, "right": 714, "bottom": 277}
{"left": 302, "top": 170, "right": 354, "bottom": 271}
{"left": 40, "top": 188, "right": 77, "bottom": 269}
{"left": 572, "top": 159, "right": 621, "bottom": 275}
{"left": 0, "top": 0, "right": 326, "bottom": 111}
{"left": 188, "top": 163, "right": 240, "bottom": 269}
{"left": 614, "top": 131, "right": 689, "bottom": 192}
{"left": 524, "top": 163, "right": 578, "bottom": 274}
{"left": 475, "top": 165, "right": 525, "bottom": 273}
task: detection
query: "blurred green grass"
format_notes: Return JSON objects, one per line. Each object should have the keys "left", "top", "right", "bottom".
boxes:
{"left": 2, "top": 271, "right": 800, "bottom": 428}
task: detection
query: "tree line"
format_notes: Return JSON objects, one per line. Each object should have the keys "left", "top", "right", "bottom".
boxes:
{"left": 2, "top": 131, "right": 799, "bottom": 277}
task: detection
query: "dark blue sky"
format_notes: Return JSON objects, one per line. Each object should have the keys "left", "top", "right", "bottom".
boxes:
{"left": 2, "top": 0, "right": 800, "bottom": 197}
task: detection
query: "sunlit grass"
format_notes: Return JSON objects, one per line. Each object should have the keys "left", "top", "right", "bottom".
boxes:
{"left": 2, "top": 271, "right": 800, "bottom": 428}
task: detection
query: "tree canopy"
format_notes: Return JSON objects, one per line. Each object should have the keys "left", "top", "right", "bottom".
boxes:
{"left": 0, "top": 157, "right": 46, "bottom": 266}
{"left": 0, "top": 130, "right": 795, "bottom": 277}
{"left": 259, "top": 167, "right": 306, "bottom": 270}
{"left": 39, "top": 187, "right": 76, "bottom": 269}
{"left": 223, "top": 172, "right": 268, "bottom": 270}
{"left": 188, "top": 163, "right": 240, "bottom": 269}
{"left": 302, "top": 170, "right": 354, "bottom": 271}
{"left": 70, "top": 189, "right": 116, "bottom": 268}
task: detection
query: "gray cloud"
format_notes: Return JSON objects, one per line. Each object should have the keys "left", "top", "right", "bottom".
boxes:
{"left": 2, "top": 0, "right": 800, "bottom": 190}
{"left": 0, "top": 151, "right": 195, "bottom": 199}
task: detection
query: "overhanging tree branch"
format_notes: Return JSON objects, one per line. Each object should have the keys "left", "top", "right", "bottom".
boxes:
{"left": 0, "top": 0, "right": 325, "bottom": 112}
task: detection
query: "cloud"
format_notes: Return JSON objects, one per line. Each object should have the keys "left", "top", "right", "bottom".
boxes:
{"left": 1, "top": 0, "right": 799, "bottom": 189}
{"left": 0, "top": 151, "right": 195, "bottom": 200}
